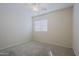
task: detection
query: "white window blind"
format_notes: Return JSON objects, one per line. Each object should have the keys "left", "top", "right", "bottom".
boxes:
{"left": 34, "top": 20, "right": 47, "bottom": 32}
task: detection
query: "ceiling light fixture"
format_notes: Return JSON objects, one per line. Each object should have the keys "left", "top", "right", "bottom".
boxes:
{"left": 32, "top": 6, "right": 39, "bottom": 11}
{"left": 32, "top": 3, "right": 40, "bottom": 12}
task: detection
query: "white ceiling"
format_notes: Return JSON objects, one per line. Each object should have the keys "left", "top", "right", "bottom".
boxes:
{"left": 0, "top": 3, "right": 73, "bottom": 17}
{"left": 30, "top": 3, "right": 73, "bottom": 17}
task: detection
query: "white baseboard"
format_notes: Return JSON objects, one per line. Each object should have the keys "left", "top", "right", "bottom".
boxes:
{"left": 0, "top": 39, "right": 32, "bottom": 51}
{"left": 34, "top": 40, "right": 72, "bottom": 48}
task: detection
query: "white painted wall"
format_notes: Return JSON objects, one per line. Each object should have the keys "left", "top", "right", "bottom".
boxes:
{"left": 33, "top": 7, "right": 73, "bottom": 48}
{"left": 73, "top": 4, "right": 79, "bottom": 56}
{"left": 0, "top": 4, "right": 32, "bottom": 50}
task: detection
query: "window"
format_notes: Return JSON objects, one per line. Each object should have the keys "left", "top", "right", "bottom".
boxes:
{"left": 34, "top": 20, "right": 48, "bottom": 32}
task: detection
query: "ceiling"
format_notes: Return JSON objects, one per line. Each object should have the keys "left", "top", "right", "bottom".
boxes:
{"left": 30, "top": 3, "right": 73, "bottom": 17}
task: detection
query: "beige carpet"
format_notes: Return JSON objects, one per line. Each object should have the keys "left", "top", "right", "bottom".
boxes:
{"left": 0, "top": 40, "right": 75, "bottom": 56}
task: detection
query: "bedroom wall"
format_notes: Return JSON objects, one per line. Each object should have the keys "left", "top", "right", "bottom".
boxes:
{"left": 73, "top": 4, "right": 79, "bottom": 56}
{"left": 0, "top": 4, "right": 32, "bottom": 50}
{"left": 32, "top": 7, "right": 73, "bottom": 48}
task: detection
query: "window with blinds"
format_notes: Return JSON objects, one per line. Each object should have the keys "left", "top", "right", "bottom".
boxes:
{"left": 34, "top": 20, "right": 47, "bottom": 32}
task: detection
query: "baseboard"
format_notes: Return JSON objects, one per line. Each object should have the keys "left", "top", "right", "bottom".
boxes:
{"left": 34, "top": 40, "right": 72, "bottom": 48}
{"left": 0, "top": 39, "right": 33, "bottom": 51}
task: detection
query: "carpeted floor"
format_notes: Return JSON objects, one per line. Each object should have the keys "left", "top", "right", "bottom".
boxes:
{"left": 0, "top": 40, "right": 75, "bottom": 56}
